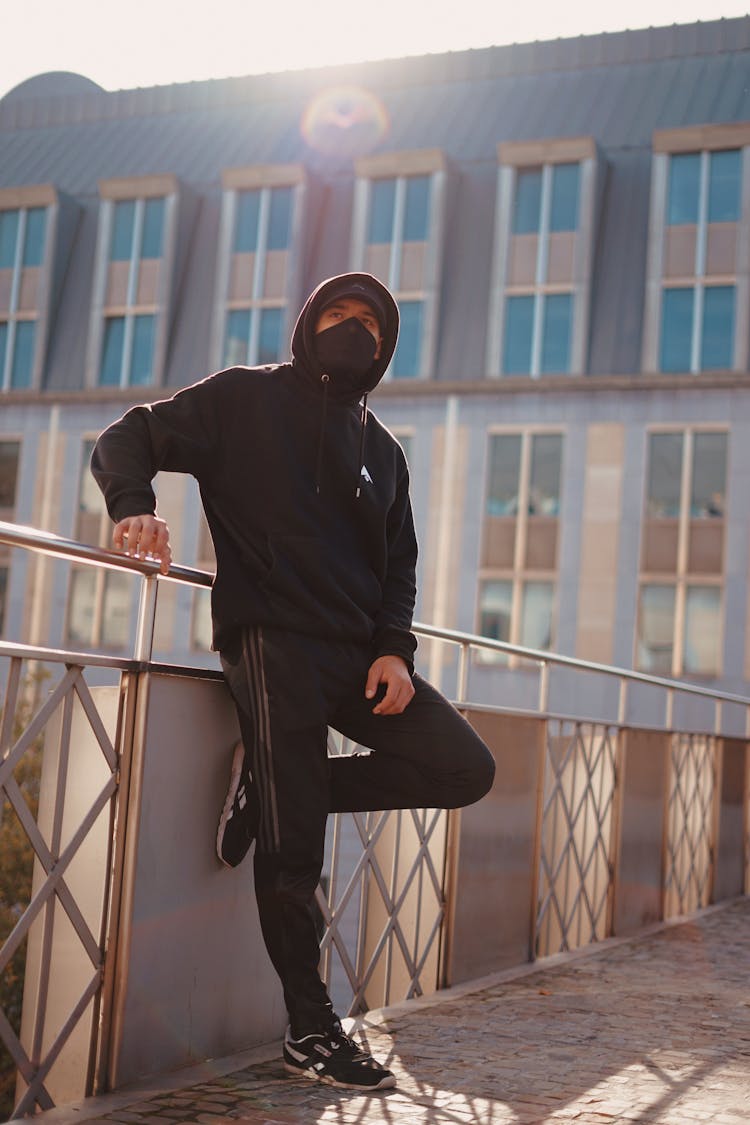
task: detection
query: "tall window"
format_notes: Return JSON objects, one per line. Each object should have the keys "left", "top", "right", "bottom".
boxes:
{"left": 222, "top": 185, "right": 293, "bottom": 366}
{"left": 66, "top": 440, "right": 132, "bottom": 649}
{"left": 659, "top": 150, "right": 740, "bottom": 373}
{"left": 88, "top": 178, "right": 178, "bottom": 389}
{"left": 637, "top": 430, "right": 727, "bottom": 676}
{"left": 0, "top": 205, "right": 48, "bottom": 389}
{"left": 644, "top": 127, "right": 750, "bottom": 375}
{"left": 477, "top": 431, "right": 563, "bottom": 658}
{"left": 504, "top": 165, "right": 578, "bottom": 374}
{"left": 98, "top": 196, "right": 167, "bottom": 387}
{"left": 352, "top": 152, "right": 446, "bottom": 379}
{"left": 0, "top": 440, "right": 20, "bottom": 633}
{"left": 488, "top": 139, "right": 598, "bottom": 378}
{"left": 216, "top": 168, "right": 303, "bottom": 370}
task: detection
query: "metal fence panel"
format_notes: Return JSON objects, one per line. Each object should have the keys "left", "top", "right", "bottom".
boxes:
{"left": 536, "top": 720, "right": 618, "bottom": 956}
{"left": 0, "top": 655, "right": 122, "bottom": 1119}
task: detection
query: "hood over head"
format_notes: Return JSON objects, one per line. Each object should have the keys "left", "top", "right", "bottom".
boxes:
{"left": 291, "top": 272, "right": 399, "bottom": 396}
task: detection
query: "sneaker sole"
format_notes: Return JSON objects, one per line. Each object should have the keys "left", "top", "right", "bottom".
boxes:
{"left": 216, "top": 740, "right": 245, "bottom": 868}
{"left": 283, "top": 1060, "right": 396, "bottom": 1091}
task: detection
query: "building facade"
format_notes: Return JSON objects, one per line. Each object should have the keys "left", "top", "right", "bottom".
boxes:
{"left": 2, "top": 18, "right": 750, "bottom": 703}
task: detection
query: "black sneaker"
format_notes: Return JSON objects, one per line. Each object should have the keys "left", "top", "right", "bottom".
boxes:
{"left": 283, "top": 1022, "right": 396, "bottom": 1091}
{"left": 216, "top": 740, "right": 257, "bottom": 868}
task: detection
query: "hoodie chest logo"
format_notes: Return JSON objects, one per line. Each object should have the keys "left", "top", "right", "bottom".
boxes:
{"left": 360, "top": 465, "right": 373, "bottom": 485}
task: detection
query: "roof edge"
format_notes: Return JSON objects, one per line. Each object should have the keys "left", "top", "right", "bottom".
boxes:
{"left": 1, "top": 15, "right": 749, "bottom": 130}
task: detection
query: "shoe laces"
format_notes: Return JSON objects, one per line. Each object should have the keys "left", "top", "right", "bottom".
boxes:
{"left": 327, "top": 1023, "right": 371, "bottom": 1061}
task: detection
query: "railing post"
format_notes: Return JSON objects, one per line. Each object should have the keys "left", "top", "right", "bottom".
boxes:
{"left": 456, "top": 642, "right": 469, "bottom": 705}
{"left": 537, "top": 660, "right": 550, "bottom": 714}
{"left": 133, "top": 575, "right": 158, "bottom": 663}
{"left": 617, "top": 678, "right": 628, "bottom": 727}
{"left": 665, "top": 687, "right": 674, "bottom": 731}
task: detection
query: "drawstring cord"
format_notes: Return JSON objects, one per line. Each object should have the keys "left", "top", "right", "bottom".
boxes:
{"left": 315, "top": 374, "right": 329, "bottom": 495}
{"left": 355, "top": 393, "right": 368, "bottom": 499}
{"left": 315, "top": 379, "right": 368, "bottom": 499}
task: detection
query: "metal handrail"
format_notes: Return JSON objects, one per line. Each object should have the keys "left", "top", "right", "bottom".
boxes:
{"left": 2, "top": 519, "right": 750, "bottom": 722}
{"left": 1, "top": 520, "right": 747, "bottom": 1115}
{"left": 0, "top": 520, "right": 211, "bottom": 586}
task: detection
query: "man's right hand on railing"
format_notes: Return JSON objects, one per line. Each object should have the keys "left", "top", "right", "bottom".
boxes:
{"left": 113, "top": 515, "right": 172, "bottom": 576}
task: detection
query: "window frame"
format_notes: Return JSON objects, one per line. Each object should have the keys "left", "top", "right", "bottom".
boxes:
{"left": 65, "top": 436, "right": 136, "bottom": 651}
{"left": 0, "top": 185, "right": 57, "bottom": 392}
{"left": 211, "top": 164, "right": 306, "bottom": 371}
{"left": 350, "top": 149, "right": 448, "bottom": 380}
{"left": 636, "top": 424, "right": 728, "bottom": 677}
{"left": 86, "top": 176, "right": 180, "bottom": 389}
{"left": 487, "top": 137, "right": 599, "bottom": 378}
{"left": 642, "top": 124, "right": 750, "bottom": 375}
{"left": 476, "top": 425, "right": 565, "bottom": 663}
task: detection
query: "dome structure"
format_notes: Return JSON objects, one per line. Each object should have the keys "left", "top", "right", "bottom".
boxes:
{"left": 2, "top": 71, "right": 104, "bottom": 102}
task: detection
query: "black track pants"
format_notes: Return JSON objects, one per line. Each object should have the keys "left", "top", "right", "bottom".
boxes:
{"left": 220, "top": 625, "right": 495, "bottom": 1036}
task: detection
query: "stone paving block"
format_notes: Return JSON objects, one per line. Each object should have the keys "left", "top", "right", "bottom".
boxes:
{"left": 25, "top": 900, "right": 750, "bottom": 1125}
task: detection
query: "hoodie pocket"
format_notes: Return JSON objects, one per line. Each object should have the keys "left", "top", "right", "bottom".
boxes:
{"left": 262, "top": 534, "right": 328, "bottom": 604}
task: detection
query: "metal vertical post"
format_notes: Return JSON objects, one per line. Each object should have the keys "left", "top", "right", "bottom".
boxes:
{"left": 456, "top": 642, "right": 469, "bottom": 704}
{"left": 617, "top": 678, "right": 628, "bottom": 727}
{"left": 538, "top": 660, "right": 550, "bottom": 714}
{"left": 133, "top": 574, "right": 158, "bottom": 663}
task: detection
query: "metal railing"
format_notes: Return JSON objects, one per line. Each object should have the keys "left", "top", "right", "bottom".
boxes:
{"left": 0, "top": 519, "right": 748, "bottom": 1117}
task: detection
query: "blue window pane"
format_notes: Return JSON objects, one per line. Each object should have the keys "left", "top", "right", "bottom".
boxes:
{"left": 541, "top": 293, "right": 572, "bottom": 374}
{"left": 513, "top": 170, "right": 542, "bottom": 234}
{"left": 660, "top": 288, "right": 694, "bottom": 372}
{"left": 487, "top": 434, "right": 522, "bottom": 515}
{"left": 110, "top": 201, "right": 135, "bottom": 261}
{"left": 647, "top": 432, "right": 683, "bottom": 518}
{"left": 268, "top": 188, "right": 292, "bottom": 251}
{"left": 638, "top": 584, "right": 675, "bottom": 674}
{"left": 100, "top": 317, "right": 125, "bottom": 385}
{"left": 22, "top": 208, "right": 47, "bottom": 267}
{"left": 235, "top": 191, "right": 260, "bottom": 253}
{"left": 0, "top": 322, "right": 7, "bottom": 384}
{"left": 224, "top": 310, "right": 250, "bottom": 366}
{"left": 503, "top": 295, "right": 534, "bottom": 374}
{"left": 368, "top": 179, "right": 395, "bottom": 244}
{"left": 392, "top": 300, "right": 422, "bottom": 377}
{"left": 130, "top": 314, "right": 156, "bottom": 385}
{"left": 521, "top": 581, "right": 554, "bottom": 650}
{"left": 10, "top": 321, "right": 36, "bottom": 389}
{"left": 550, "top": 164, "right": 580, "bottom": 232}
{"left": 691, "top": 432, "right": 727, "bottom": 517}
{"left": 530, "top": 434, "right": 563, "bottom": 515}
{"left": 684, "top": 586, "right": 721, "bottom": 675}
{"left": 479, "top": 580, "right": 513, "bottom": 643}
{"left": 701, "top": 286, "right": 734, "bottom": 370}
{"left": 667, "top": 154, "right": 700, "bottom": 225}
{"left": 708, "top": 150, "right": 741, "bottom": 223}
{"left": 0, "top": 211, "right": 19, "bottom": 269}
{"left": 141, "top": 198, "right": 165, "bottom": 259}
{"left": 404, "top": 176, "right": 430, "bottom": 241}
{"left": 258, "top": 308, "right": 283, "bottom": 363}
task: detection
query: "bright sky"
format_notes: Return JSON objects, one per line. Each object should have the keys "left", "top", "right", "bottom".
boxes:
{"left": 1, "top": 0, "right": 749, "bottom": 101}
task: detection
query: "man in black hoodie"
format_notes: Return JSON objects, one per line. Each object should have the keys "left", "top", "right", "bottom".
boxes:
{"left": 91, "top": 272, "right": 495, "bottom": 1093}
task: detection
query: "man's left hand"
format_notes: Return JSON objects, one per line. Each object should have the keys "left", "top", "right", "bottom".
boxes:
{"left": 365, "top": 655, "right": 415, "bottom": 715}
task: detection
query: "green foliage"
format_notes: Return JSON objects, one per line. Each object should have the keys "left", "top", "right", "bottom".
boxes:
{"left": 0, "top": 671, "right": 46, "bottom": 1120}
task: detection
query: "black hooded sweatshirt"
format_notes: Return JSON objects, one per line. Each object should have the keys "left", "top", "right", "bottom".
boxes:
{"left": 90, "top": 273, "right": 418, "bottom": 669}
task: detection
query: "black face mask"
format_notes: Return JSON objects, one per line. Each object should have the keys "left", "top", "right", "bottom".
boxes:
{"left": 314, "top": 317, "right": 379, "bottom": 389}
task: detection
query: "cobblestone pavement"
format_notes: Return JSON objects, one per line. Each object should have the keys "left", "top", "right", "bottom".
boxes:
{"left": 33, "top": 900, "right": 750, "bottom": 1125}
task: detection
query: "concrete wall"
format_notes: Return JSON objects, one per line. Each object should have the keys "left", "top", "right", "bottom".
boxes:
{"left": 18, "top": 667, "right": 749, "bottom": 1110}
{"left": 446, "top": 711, "right": 544, "bottom": 984}
{"left": 107, "top": 671, "right": 286, "bottom": 1090}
